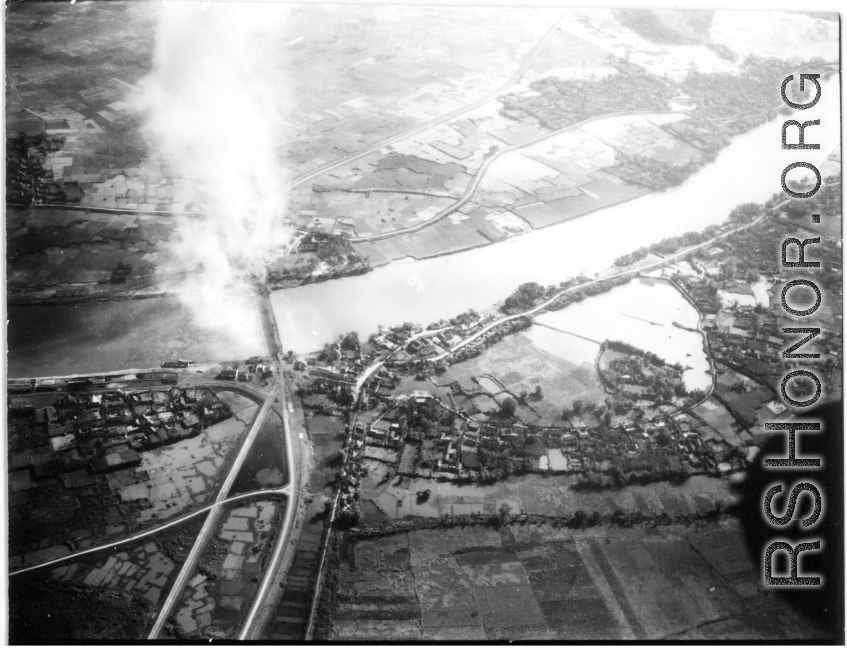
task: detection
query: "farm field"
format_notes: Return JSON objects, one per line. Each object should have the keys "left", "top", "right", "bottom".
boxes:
{"left": 227, "top": 409, "right": 288, "bottom": 497}
{"left": 446, "top": 330, "right": 608, "bottom": 425}
{"left": 330, "top": 519, "right": 825, "bottom": 641}
{"left": 7, "top": 3, "right": 559, "bottom": 206}
{"left": 7, "top": 388, "right": 256, "bottom": 571}
{"left": 524, "top": 19, "right": 616, "bottom": 82}
{"left": 164, "top": 498, "right": 286, "bottom": 639}
{"left": 6, "top": 207, "right": 178, "bottom": 294}
{"left": 360, "top": 469, "right": 736, "bottom": 524}
{"left": 265, "top": 411, "right": 344, "bottom": 640}
{"left": 7, "top": 294, "right": 268, "bottom": 379}
{"left": 353, "top": 209, "right": 506, "bottom": 265}
{"left": 129, "top": 391, "right": 258, "bottom": 525}
{"left": 581, "top": 113, "right": 701, "bottom": 165}
{"left": 512, "top": 175, "right": 647, "bottom": 229}
{"left": 8, "top": 515, "right": 204, "bottom": 643}
{"left": 306, "top": 105, "right": 680, "bottom": 257}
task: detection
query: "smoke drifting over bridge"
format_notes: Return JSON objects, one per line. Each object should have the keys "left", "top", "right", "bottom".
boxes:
{"left": 136, "top": 2, "right": 292, "bottom": 339}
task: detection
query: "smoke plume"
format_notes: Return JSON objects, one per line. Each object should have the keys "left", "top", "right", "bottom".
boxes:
{"left": 135, "top": 2, "right": 291, "bottom": 350}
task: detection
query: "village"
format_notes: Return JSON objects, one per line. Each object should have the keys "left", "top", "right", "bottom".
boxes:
{"left": 7, "top": 380, "right": 235, "bottom": 563}
{"left": 5, "top": 132, "right": 84, "bottom": 206}
{"left": 265, "top": 230, "right": 371, "bottom": 290}
{"left": 283, "top": 180, "right": 841, "bottom": 527}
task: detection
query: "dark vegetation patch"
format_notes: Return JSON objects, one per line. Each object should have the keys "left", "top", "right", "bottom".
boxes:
{"left": 8, "top": 580, "right": 154, "bottom": 642}
{"left": 500, "top": 59, "right": 675, "bottom": 131}
{"left": 155, "top": 514, "right": 205, "bottom": 564}
{"left": 374, "top": 153, "right": 465, "bottom": 191}
{"left": 228, "top": 411, "right": 287, "bottom": 496}
{"left": 541, "top": 597, "right": 620, "bottom": 639}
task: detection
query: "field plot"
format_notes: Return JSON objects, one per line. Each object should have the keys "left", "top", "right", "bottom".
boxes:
{"left": 354, "top": 211, "right": 505, "bottom": 265}
{"left": 8, "top": 515, "right": 203, "bottom": 642}
{"left": 691, "top": 396, "right": 752, "bottom": 456}
{"left": 265, "top": 411, "right": 343, "bottom": 640}
{"left": 296, "top": 79, "right": 695, "bottom": 257}
{"left": 315, "top": 191, "right": 457, "bottom": 238}
{"left": 513, "top": 173, "right": 645, "bottom": 229}
{"left": 5, "top": 3, "right": 158, "bottom": 192}
{"left": 227, "top": 409, "right": 287, "bottom": 497}
{"left": 331, "top": 519, "right": 825, "bottom": 641}
{"left": 525, "top": 19, "right": 618, "bottom": 83}
{"left": 710, "top": 363, "right": 773, "bottom": 441}
{"left": 279, "top": 5, "right": 558, "bottom": 177}
{"left": 7, "top": 388, "right": 254, "bottom": 571}
{"left": 486, "top": 128, "right": 615, "bottom": 196}
{"left": 447, "top": 331, "right": 607, "bottom": 425}
{"left": 129, "top": 392, "right": 258, "bottom": 525}
{"left": 165, "top": 498, "right": 285, "bottom": 639}
{"left": 581, "top": 113, "right": 701, "bottom": 166}
{"left": 6, "top": 207, "right": 176, "bottom": 293}
{"left": 7, "top": 4, "right": 562, "bottom": 207}
{"left": 8, "top": 296, "right": 267, "bottom": 378}
{"left": 360, "top": 471, "right": 735, "bottom": 525}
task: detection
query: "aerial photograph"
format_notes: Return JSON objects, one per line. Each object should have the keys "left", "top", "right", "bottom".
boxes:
{"left": 4, "top": 2, "right": 843, "bottom": 643}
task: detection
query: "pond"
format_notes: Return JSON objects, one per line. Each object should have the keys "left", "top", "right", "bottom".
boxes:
{"left": 529, "top": 278, "right": 712, "bottom": 392}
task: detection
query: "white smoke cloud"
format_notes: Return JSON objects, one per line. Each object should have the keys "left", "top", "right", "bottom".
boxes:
{"left": 135, "top": 2, "right": 292, "bottom": 353}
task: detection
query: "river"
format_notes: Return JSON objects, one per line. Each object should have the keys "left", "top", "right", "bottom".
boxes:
{"left": 271, "top": 81, "right": 840, "bottom": 353}
{"left": 7, "top": 81, "right": 838, "bottom": 375}
{"left": 6, "top": 294, "right": 267, "bottom": 378}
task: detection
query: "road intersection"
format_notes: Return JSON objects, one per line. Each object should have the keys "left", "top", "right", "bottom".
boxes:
{"left": 147, "top": 384, "right": 279, "bottom": 639}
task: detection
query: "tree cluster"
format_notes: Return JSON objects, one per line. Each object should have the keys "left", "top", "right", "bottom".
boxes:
{"left": 499, "top": 60, "right": 675, "bottom": 131}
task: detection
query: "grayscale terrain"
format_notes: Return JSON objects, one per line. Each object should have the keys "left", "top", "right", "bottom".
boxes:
{"left": 5, "top": 4, "right": 842, "bottom": 642}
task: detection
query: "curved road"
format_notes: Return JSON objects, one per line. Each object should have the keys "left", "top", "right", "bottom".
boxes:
{"left": 433, "top": 211, "right": 773, "bottom": 362}
{"left": 147, "top": 384, "right": 279, "bottom": 639}
{"left": 351, "top": 108, "right": 690, "bottom": 244}
{"left": 238, "top": 378, "right": 300, "bottom": 640}
{"left": 8, "top": 486, "right": 289, "bottom": 577}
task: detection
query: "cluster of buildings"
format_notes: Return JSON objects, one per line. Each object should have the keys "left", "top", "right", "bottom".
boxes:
{"left": 376, "top": 314, "right": 531, "bottom": 372}
{"left": 265, "top": 230, "right": 371, "bottom": 290}
{"left": 5, "top": 133, "right": 81, "bottom": 206}
{"left": 349, "top": 388, "right": 728, "bottom": 485}
{"left": 297, "top": 355, "right": 362, "bottom": 389}
{"left": 706, "top": 306, "right": 839, "bottom": 384}
{"left": 218, "top": 357, "right": 274, "bottom": 383}
{"left": 9, "top": 387, "right": 228, "bottom": 481}
{"left": 6, "top": 137, "right": 54, "bottom": 205}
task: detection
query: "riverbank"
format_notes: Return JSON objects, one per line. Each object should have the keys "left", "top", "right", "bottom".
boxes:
{"left": 358, "top": 185, "right": 653, "bottom": 269}
{"left": 7, "top": 294, "right": 267, "bottom": 378}
{"left": 8, "top": 288, "right": 174, "bottom": 307}
{"left": 272, "top": 92, "right": 841, "bottom": 354}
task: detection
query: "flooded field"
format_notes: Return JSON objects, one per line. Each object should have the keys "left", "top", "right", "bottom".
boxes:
{"left": 130, "top": 391, "right": 258, "bottom": 525}
{"left": 532, "top": 278, "right": 712, "bottom": 392}
{"left": 331, "top": 519, "right": 824, "bottom": 641}
{"left": 8, "top": 516, "right": 204, "bottom": 643}
{"left": 8, "top": 389, "right": 257, "bottom": 571}
{"left": 228, "top": 410, "right": 288, "bottom": 497}
{"left": 168, "top": 498, "right": 286, "bottom": 639}
{"left": 6, "top": 293, "right": 267, "bottom": 378}
{"left": 444, "top": 330, "right": 606, "bottom": 424}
